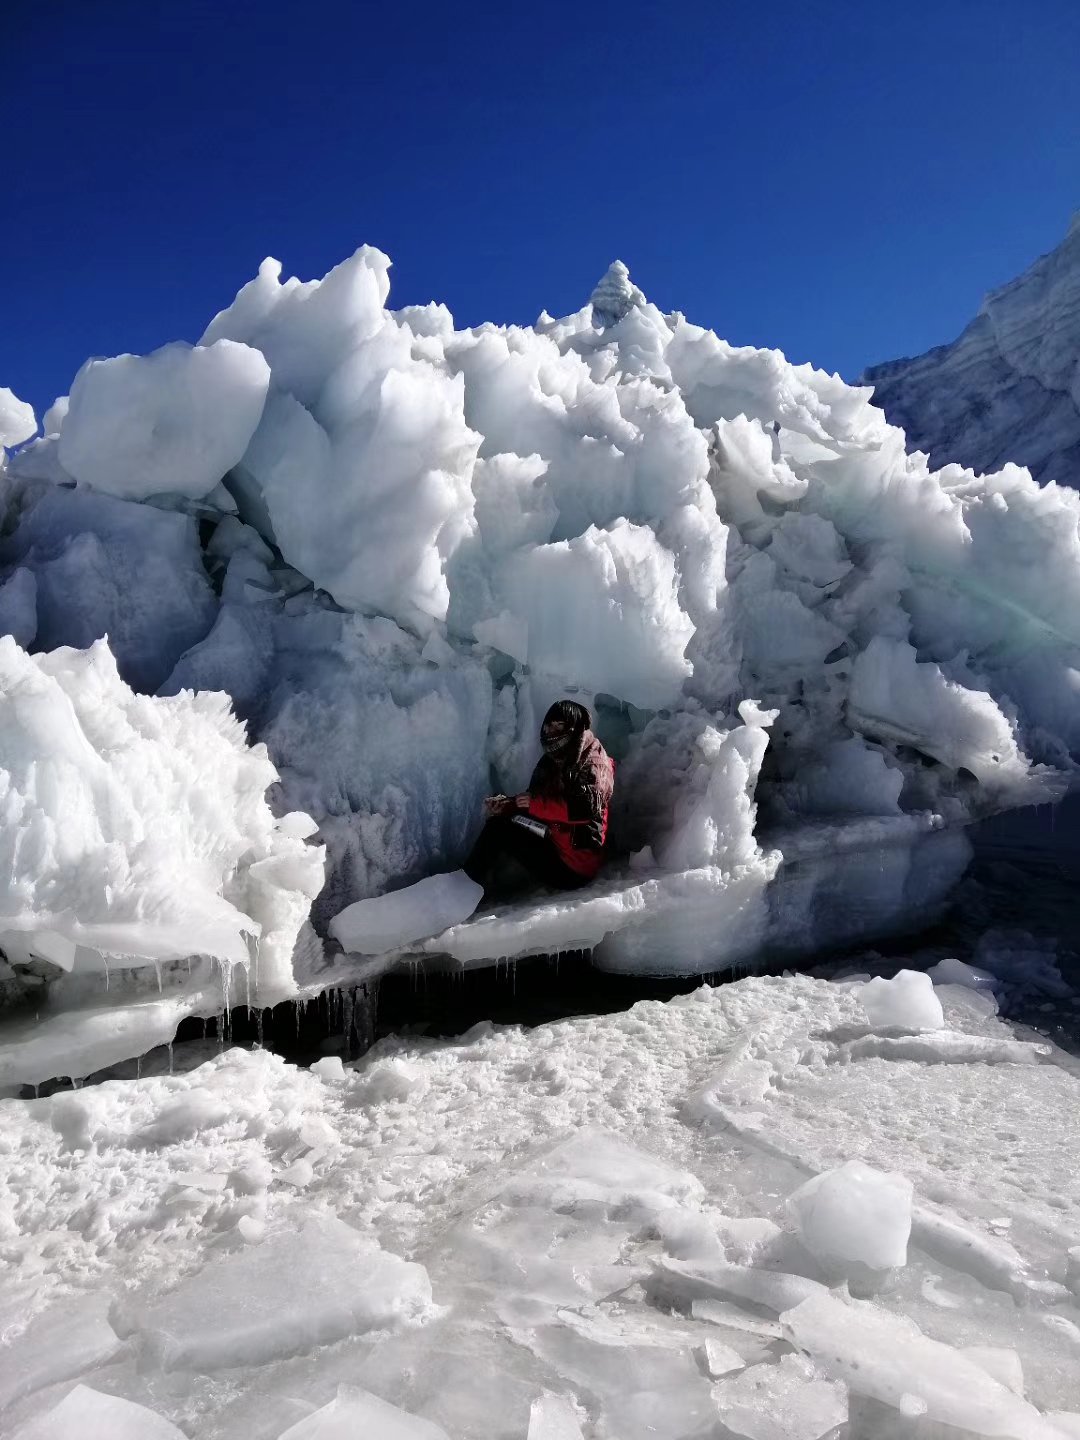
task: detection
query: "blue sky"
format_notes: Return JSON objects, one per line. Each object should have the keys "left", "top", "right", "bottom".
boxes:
{"left": 4, "top": 0, "right": 1079, "bottom": 423}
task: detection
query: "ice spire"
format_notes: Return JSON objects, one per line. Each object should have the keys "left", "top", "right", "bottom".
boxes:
{"left": 590, "top": 260, "right": 646, "bottom": 328}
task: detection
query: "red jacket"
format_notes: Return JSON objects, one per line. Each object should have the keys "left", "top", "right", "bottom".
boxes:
{"left": 527, "top": 732, "right": 614, "bottom": 877}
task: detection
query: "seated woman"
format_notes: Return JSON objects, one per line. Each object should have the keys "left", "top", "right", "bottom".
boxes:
{"left": 464, "top": 700, "right": 615, "bottom": 900}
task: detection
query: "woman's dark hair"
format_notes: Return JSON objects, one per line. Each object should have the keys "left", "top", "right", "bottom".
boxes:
{"left": 542, "top": 700, "right": 592, "bottom": 734}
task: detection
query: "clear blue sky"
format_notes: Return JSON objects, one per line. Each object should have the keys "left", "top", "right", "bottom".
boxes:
{"left": 4, "top": 0, "right": 1079, "bottom": 423}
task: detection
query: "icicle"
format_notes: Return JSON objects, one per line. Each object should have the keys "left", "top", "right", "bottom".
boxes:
{"left": 167, "top": 1040, "right": 174, "bottom": 1076}
{"left": 153, "top": 959, "right": 162, "bottom": 993}
{"left": 255, "top": 1007, "right": 265, "bottom": 1049}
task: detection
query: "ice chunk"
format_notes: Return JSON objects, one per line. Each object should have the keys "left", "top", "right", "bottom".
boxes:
{"left": 857, "top": 969, "right": 945, "bottom": 1032}
{"left": 781, "top": 1290, "right": 1055, "bottom": 1438}
{"left": 711, "top": 1354, "right": 848, "bottom": 1440}
{"left": 0, "top": 1296, "right": 123, "bottom": 1410}
{"left": 127, "top": 1216, "right": 431, "bottom": 1370}
{"left": 277, "top": 1386, "right": 453, "bottom": 1439}
{"left": 786, "top": 1161, "right": 913, "bottom": 1271}
{"left": 528, "top": 1393, "right": 586, "bottom": 1440}
{"left": 9, "top": 1385, "right": 187, "bottom": 1440}
{"left": 59, "top": 339, "right": 270, "bottom": 500}
{"left": 0, "top": 386, "right": 36, "bottom": 448}
{"left": 927, "top": 956, "right": 1000, "bottom": 991}
{"left": 962, "top": 1346, "right": 1025, "bottom": 1396}
{"left": 330, "top": 870, "right": 483, "bottom": 955}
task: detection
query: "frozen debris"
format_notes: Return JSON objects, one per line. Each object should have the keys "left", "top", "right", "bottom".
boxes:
{"left": 781, "top": 1290, "right": 1057, "bottom": 1438}
{"left": 0, "top": 1296, "right": 124, "bottom": 1411}
{"left": 857, "top": 969, "right": 945, "bottom": 1032}
{"left": 8, "top": 1384, "right": 187, "bottom": 1440}
{"left": 277, "top": 1386, "right": 452, "bottom": 1439}
{"left": 124, "top": 1216, "right": 432, "bottom": 1370}
{"left": 711, "top": 1354, "right": 848, "bottom": 1440}
{"left": 786, "top": 1160, "right": 914, "bottom": 1272}
{"left": 528, "top": 1392, "right": 586, "bottom": 1440}
{"left": 963, "top": 1346, "right": 1026, "bottom": 1397}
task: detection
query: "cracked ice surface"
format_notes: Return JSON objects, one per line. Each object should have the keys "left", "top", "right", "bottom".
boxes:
{"left": 1, "top": 972, "right": 1079, "bottom": 1438}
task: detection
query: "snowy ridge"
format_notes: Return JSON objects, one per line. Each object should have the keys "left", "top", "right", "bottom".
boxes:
{"left": 864, "top": 215, "right": 1080, "bottom": 488}
{"left": 4, "top": 246, "right": 1080, "bottom": 1078}
{"left": 1, "top": 970, "right": 1079, "bottom": 1436}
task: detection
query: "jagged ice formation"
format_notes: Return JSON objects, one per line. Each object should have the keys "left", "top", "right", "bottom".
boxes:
{"left": 2, "top": 248, "right": 1080, "bottom": 1083}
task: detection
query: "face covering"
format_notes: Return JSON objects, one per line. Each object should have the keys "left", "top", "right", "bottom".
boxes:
{"left": 542, "top": 727, "right": 573, "bottom": 756}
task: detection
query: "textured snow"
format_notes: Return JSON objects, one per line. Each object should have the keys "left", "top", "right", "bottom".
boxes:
{"left": 865, "top": 214, "right": 1080, "bottom": 490}
{"left": 1, "top": 973, "right": 1078, "bottom": 1437}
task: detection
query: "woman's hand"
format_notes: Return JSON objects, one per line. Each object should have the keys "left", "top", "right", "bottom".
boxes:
{"left": 512, "top": 793, "right": 531, "bottom": 811}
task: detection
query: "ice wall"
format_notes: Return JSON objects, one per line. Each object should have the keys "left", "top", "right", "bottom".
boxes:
{"left": 3, "top": 243, "right": 1080, "bottom": 1066}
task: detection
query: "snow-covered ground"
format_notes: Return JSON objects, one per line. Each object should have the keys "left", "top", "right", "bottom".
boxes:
{"left": 2, "top": 963, "right": 1079, "bottom": 1439}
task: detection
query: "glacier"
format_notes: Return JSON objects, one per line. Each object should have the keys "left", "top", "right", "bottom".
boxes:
{"left": 865, "top": 214, "right": 1080, "bottom": 490}
{"left": 3, "top": 246, "right": 1080, "bottom": 1084}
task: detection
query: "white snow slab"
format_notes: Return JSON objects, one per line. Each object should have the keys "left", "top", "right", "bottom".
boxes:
{"left": 330, "top": 870, "right": 483, "bottom": 955}
{"left": 9, "top": 1384, "right": 186, "bottom": 1440}
{"left": 857, "top": 968, "right": 945, "bottom": 1032}
{"left": 59, "top": 339, "right": 270, "bottom": 500}
{"left": 786, "top": 1160, "right": 913, "bottom": 1271}
{"left": 277, "top": 1386, "right": 452, "bottom": 1440}
{"left": 126, "top": 1216, "right": 431, "bottom": 1370}
{"left": 781, "top": 1290, "right": 1059, "bottom": 1438}
{"left": 711, "top": 1354, "right": 848, "bottom": 1440}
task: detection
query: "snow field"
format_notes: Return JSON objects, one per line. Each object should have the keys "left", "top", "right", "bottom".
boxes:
{"left": 1, "top": 971, "right": 1079, "bottom": 1438}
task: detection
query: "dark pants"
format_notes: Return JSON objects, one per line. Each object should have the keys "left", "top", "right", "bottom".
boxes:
{"left": 463, "top": 816, "right": 592, "bottom": 899}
